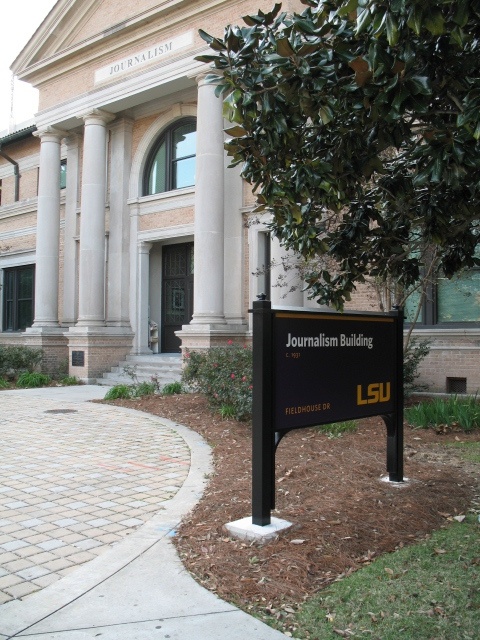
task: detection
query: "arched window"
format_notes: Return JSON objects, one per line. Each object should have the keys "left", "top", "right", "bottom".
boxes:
{"left": 144, "top": 118, "right": 196, "bottom": 195}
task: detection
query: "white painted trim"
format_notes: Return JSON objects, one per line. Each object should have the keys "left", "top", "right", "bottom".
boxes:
{"left": 128, "top": 189, "right": 195, "bottom": 215}
{"left": 137, "top": 224, "right": 194, "bottom": 243}
{"left": 0, "top": 250, "right": 36, "bottom": 268}
{"left": 0, "top": 199, "right": 38, "bottom": 220}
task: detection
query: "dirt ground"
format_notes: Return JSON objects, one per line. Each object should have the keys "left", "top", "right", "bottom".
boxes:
{"left": 106, "top": 393, "right": 479, "bottom": 634}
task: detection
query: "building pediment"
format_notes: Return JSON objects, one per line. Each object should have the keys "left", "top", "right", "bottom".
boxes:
{"left": 11, "top": 0, "right": 206, "bottom": 87}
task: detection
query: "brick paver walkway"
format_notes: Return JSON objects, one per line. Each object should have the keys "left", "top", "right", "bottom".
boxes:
{"left": 0, "top": 395, "right": 190, "bottom": 605}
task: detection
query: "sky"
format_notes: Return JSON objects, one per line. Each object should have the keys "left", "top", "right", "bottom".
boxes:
{"left": 0, "top": 1, "right": 58, "bottom": 134}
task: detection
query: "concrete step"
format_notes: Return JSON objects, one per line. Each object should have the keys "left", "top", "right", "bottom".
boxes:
{"left": 97, "top": 354, "right": 182, "bottom": 387}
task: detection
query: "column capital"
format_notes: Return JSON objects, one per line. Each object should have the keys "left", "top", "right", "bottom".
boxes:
{"left": 194, "top": 72, "right": 221, "bottom": 88}
{"left": 77, "top": 108, "right": 116, "bottom": 126}
{"left": 138, "top": 241, "right": 153, "bottom": 255}
{"left": 33, "top": 126, "right": 67, "bottom": 142}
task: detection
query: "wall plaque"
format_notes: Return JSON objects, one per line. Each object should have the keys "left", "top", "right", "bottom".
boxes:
{"left": 71, "top": 351, "right": 85, "bottom": 367}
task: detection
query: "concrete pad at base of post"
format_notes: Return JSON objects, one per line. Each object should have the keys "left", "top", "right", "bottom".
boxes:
{"left": 380, "top": 475, "right": 410, "bottom": 485}
{"left": 225, "top": 516, "right": 293, "bottom": 542}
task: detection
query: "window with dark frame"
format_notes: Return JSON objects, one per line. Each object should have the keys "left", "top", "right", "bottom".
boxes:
{"left": 144, "top": 118, "right": 196, "bottom": 196}
{"left": 405, "top": 265, "right": 480, "bottom": 326}
{"left": 2, "top": 265, "right": 35, "bottom": 332}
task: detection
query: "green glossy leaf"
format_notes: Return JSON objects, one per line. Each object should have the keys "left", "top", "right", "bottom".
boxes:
{"left": 474, "top": 121, "right": 480, "bottom": 141}
{"left": 297, "top": 42, "right": 322, "bottom": 56}
{"left": 425, "top": 10, "right": 445, "bottom": 36}
{"left": 195, "top": 54, "right": 217, "bottom": 64}
{"left": 276, "top": 38, "right": 295, "bottom": 57}
{"left": 386, "top": 13, "right": 400, "bottom": 46}
{"left": 224, "top": 125, "right": 248, "bottom": 137}
{"left": 337, "top": 0, "right": 358, "bottom": 18}
{"left": 198, "top": 29, "right": 214, "bottom": 45}
{"left": 406, "top": 6, "right": 423, "bottom": 35}
{"left": 453, "top": 0, "right": 469, "bottom": 27}
{"left": 407, "top": 76, "right": 431, "bottom": 96}
{"left": 356, "top": 8, "right": 372, "bottom": 35}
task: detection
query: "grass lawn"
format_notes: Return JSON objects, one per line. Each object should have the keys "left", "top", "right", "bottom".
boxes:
{"left": 292, "top": 514, "right": 479, "bottom": 639}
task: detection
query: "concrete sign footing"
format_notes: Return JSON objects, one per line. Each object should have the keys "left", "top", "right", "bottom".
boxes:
{"left": 225, "top": 516, "right": 293, "bottom": 543}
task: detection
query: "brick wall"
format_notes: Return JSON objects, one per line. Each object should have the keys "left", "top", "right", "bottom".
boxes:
{"left": 139, "top": 207, "right": 194, "bottom": 231}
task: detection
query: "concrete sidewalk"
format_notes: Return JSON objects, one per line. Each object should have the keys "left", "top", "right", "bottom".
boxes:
{"left": 0, "top": 386, "right": 288, "bottom": 639}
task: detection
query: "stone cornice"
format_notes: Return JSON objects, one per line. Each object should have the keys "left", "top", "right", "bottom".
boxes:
{"left": 34, "top": 55, "right": 201, "bottom": 132}
{"left": 0, "top": 199, "right": 38, "bottom": 220}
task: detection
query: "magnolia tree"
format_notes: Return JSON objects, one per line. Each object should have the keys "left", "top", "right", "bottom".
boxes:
{"left": 197, "top": 0, "right": 480, "bottom": 311}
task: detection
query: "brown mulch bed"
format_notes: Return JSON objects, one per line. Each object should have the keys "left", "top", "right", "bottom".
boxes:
{"left": 106, "top": 393, "right": 479, "bottom": 631}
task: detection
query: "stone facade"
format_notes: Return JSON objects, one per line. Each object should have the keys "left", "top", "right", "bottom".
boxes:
{"left": 0, "top": 0, "right": 478, "bottom": 391}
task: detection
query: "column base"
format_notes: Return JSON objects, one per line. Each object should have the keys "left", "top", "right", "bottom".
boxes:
{"left": 66, "top": 326, "right": 134, "bottom": 383}
{"left": 24, "top": 327, "right": 69, "bottom": 376}
{"left": 176, "top": 322, "right": 250, "bottom": 353}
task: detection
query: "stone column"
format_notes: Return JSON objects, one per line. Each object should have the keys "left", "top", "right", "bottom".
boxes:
{"left": 32, "top": 127, "right": 65, "bottom": 327}
{"left": 224, "top": 155, "right": 245, "bottom": 324}
{"left": 77, "top": 109, "right": 115, "bottom": 326}
{"left": 270, "top": 235, "right": 304, "bottom": 307}
{"left": 62, "top": 134, "right": 80, "bottom": 326}
{"left": 190, "top": 75, "right": 225, "bottom": 325}
{"left": 107, "top": 117, "right": 133, "bottom": 327}
{"left": 136, "top": 241, "right": 152, "bottom": 353}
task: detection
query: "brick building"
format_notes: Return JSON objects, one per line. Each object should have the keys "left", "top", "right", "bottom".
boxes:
{"left": 0, "top": 0, "right": 478, "bottom": 391}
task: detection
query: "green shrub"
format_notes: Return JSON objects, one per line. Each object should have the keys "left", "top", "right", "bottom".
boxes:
{"left": 0, "top": 346, "right": 43, "bottom": 379}
{"left": 0, "top": 376, "right": 9, "bottom": 389}
{"left": 60, "top": 376, "right": 81, "bottom": 386}
{"left": 104, "top": 384, "right": 133, "bottom": 400}
{"left": 405, "top": 396, "right": 480, "bottom": 432}
{"left": 182, "top": 343, "right": 253, "bottom": 421}
{"left": 162, "top": 381, "right": 183, "bottom": 395}
{"left": 219, "top": 404, "right": 236, "bottom": 419}
{"left": 132, "top": 381, "right": 156, "bottom": 397}
{"left": 315, "top": 420, "right": 357, "bottom": 438}
{"left": 16, "top": 372, "right": 51, "bottom": 388}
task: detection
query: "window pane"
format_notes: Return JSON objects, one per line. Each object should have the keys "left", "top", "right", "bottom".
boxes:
{"left": 60, "top": 161, "right": 67, "bottom": 189}
{"left": 4, "top": 269, "right": 14, "bottom": 302}
{"left": 4, "top": 299, "right": 13, "bottom": 331}
{"left": 437, "top": 271, "right": 480, "bottom": 322}
{"left": 17, "top": 300, "right": 33, "bottom": 331}
{"left": 173, "top": 157, "right": 196, "bottom": 189}
{"left": 2, "top": 266, "right": 34, "bottom": 332}
{"left": 173, "top": 124, "right": 196, "bottom": 160}
{"left": 18, "top": 268, "right": 34, "bottom": 299}
{"left": 148, "top": 142, "right": 167, "bottom": 194}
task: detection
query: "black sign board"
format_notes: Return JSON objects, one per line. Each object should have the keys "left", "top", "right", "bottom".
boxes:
{"left": 275, "top": 312, "right": 397, "bottom": 430}
{"left": 251, "top": 301, "right": 404, "bottom": 526}
{"left": 71, "top": 350, "right": 85, "bottom": 367}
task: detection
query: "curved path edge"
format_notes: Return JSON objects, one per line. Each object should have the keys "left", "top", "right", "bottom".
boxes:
{"left": 0, "top": 392, "right": 288, "bottom": 639}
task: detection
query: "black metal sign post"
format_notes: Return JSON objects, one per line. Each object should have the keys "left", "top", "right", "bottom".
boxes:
{"left": 251, "top": 301, "right": 404, "bottom": 526}
{"left": 251, "top": 299, "right": 275, "bottom": 525}
{"left": 384, "top": 307, "right": 404, "bottom": 482}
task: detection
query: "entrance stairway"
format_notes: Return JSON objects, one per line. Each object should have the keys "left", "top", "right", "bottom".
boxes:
{"left": 97, "top": 354, "right": 182, "bottom": 388}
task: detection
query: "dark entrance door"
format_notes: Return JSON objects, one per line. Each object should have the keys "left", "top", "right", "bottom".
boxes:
{"left": 161, "top": 242, "right": 194, "bottom": 353}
